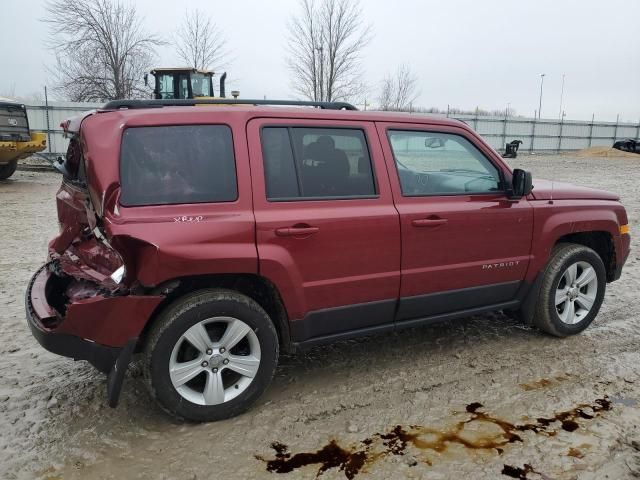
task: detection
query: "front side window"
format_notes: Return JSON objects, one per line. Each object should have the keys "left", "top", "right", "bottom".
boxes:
{"left": 120, "top": 125, "right": 237, "bottom": 206}
{"left": 388, "top": 130, "right": 502, "bottom": 196}
{"left": 261, "top": 127, "right": 376, "bottom": 200}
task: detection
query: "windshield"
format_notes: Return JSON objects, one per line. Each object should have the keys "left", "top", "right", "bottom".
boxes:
{"left": 191, "top": 73, "right": 212, "bottom": 97}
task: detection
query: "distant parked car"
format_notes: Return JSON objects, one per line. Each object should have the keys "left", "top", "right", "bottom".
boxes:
{"left": 613, "top": 138, "right": 640, "bottom": 154}
{"left": 26, "top": 98, "right": 630, "bottom": 422}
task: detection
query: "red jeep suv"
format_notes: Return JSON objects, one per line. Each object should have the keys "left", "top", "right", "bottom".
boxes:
{"left": 25, "top": 99, "right": 630, "bottom": 422}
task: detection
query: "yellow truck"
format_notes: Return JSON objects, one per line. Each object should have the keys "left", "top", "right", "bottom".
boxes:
{"left": 0, "top": 97, "right": 47, "bottom": 179}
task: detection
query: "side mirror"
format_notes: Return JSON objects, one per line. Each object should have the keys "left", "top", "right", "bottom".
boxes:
{"left": 511, "top": 169, "right": 533, "bottom": 198}
{"left": 425, "top": 137, "right": 445, "bottom": 149}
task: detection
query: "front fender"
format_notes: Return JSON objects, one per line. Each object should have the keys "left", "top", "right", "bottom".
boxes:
{"left": 527, "top": 200, "right": 623, "bottom": 280}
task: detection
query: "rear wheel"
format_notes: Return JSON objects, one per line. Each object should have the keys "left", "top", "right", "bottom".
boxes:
{"left": 0, "top": 160, "right": 18, "bottom": 180}
{"left": 144, "top": 289, "right": 279, "bottom": 422}
{"left": 533, "top": 243, "right": 606, "bottom": 337}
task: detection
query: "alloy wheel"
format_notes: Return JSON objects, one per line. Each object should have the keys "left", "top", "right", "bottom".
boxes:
{"left": 555, "top": 261, "right": 598, "bottom": 325}
{"left": 169, "top": 317, "right": 261, "bottom": 405}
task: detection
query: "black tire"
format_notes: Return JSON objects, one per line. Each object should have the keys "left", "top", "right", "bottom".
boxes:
{"left": 0, "top": 159, "right": 18, "bottom": 180}
{"left": 533, "top": 243, "right": 606, "bottom": 337}
{"left": 143, "top": 289, "right": 279, "bottom": 422}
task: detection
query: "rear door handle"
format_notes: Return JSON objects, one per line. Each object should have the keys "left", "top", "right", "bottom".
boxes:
{"left": 412, "top": 218, "right": 448, "bottom": 227}
{"left": 275, "top": 226, "right": 320, "bottom": 237}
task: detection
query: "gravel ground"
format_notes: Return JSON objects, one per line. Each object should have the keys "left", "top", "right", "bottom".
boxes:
{"left": 1, "top": 154, "right": 639, "bottom": 480}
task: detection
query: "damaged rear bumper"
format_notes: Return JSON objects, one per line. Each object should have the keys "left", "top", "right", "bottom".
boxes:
{"left": 25, "top": 263, "right": 163, "bottom": 406}
{"left": 25, "top": 264, "right": 120, "bottom": 373}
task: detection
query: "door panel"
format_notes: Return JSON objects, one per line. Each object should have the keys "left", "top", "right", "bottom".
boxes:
{"left": 376, "top": 122, "right": 534, "bottom": 321}
{"left": 395, "top": 194, "right": 533, "bottom": 296}
{"left": 248, "top": 119, "right": 401, "bottom": 340}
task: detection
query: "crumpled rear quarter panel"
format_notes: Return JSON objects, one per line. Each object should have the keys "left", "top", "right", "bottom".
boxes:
{"left": 60, "top": 294, "right": 163, "bottom": 347}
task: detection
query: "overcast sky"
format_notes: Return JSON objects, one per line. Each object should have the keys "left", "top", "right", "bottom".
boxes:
{"left": 2, "top": 0, "right": 639, "bottom": 121}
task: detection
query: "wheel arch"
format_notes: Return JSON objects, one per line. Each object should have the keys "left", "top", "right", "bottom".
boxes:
{"left": 137, "top": 273, "right": 292, "bottom": 354}
{"left": 528, "top": 205, "right": 621, "bottom": 284}
{"left": 554, "top": 231, "right": 616, "bottom": 281}
{"left": 518, "top": 230, "right": 615, "bottom": 325}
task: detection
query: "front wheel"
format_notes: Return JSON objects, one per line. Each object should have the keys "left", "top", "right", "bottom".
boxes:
{"left": 144, "top": 289, "right": 279, "bottom": 422}
{"left": 533, "top": 243, "right": 606, "bottom": 337}
{"left": 0, "top": 159, "right": 18, "bottom": 180}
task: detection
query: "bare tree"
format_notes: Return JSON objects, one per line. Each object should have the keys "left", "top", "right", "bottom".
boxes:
{"left": 43, "top": 0, "right": 163, "bottom": 101}
{"left": 175, "top": 9, "right": 229, "bottom": 70}
{"left": 0, "top": 84, "right": 17, "bottom": 100}
{"left": 378, "top": 65, "right": 419, "bottom": 111}
{"left": 287, "top": 0, "right": 371, "bottom": 102}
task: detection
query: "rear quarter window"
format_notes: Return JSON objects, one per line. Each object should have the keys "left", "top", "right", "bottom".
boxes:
{"left": 119, "top": 125, "right": 237, "bottom": 206}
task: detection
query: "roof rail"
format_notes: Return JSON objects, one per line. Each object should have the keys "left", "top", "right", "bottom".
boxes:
{"left": 101, "top": 99, "right": 358, "bottom": 111}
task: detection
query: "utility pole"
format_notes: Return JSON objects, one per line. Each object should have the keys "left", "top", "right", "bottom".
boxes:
{"left": 44, "top": 86, "right": 51, "bottom": 155}
{"left": 315, "top": 46, "right": 324, "bottom": 102}
{"left": 558, "top": 74, "right": 565, "bottom": 121}
{"left": 538, "top": 73, "right": 546, "bottom": 119}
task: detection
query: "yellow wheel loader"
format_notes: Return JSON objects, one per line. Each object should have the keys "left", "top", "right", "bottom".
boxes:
{"left": 0, "top": 98, "right": 47, "bottom": 179}
{"left": 145, "top": 68, "right": 234, "bottom": 100}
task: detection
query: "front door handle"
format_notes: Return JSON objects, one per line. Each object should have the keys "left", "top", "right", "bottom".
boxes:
{"left": 275, "top": 226, "right": 320, "bottom": 237}
{"left": 412, "top": 218, "right": 448, "bottom": 227}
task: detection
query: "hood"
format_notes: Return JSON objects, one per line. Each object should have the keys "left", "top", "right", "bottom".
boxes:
{"left": 531, "top": 179, "right": 619, "bottom": 201}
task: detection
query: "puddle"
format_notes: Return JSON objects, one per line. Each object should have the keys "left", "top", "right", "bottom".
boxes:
{"left": 501, "top": 463, "right": 543, "bottom": 479}
{"left": 257, "top": 397, "right": 611, "bottom": 479}
{"left": 261, "top": 440, "right": 369, "bottom": 479}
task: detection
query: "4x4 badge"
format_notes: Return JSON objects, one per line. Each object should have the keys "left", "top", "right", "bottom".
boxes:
{"left": 173, "top": 215, "right": 204, "bottom": 223}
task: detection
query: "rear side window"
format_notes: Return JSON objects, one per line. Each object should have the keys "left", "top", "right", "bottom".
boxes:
{"left": 120, "top": 125, "right": 237, "bottom": 206}
{"left": 261, "top": 127, "right": 376, "bottom": 200}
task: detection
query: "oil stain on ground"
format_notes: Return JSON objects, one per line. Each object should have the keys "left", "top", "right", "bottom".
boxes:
{"left": 501, "top": 463, "right": 543, "bottom": 479}
{"left": 519, "top": 374, "right": 572, "bottom": 391}
{"left": 256, "top": 397, "right": 611, "bottom": 479}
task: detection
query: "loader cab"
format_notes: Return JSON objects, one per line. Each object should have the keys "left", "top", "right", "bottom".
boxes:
{"left": 146, "top": 68, "right": 216, "bottom": 100}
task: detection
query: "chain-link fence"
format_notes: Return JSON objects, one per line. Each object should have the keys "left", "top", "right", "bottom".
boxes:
{"left": 25, "top": 101, "right": 101, "bottom": 156}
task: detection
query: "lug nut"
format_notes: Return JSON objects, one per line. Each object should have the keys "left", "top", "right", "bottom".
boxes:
{"left": 223, "top": 359, "right": 229, "bottom": 365}
{"left": 219, "top": 347, "right": 226, "bottom": 354}
{"left": 201, "top": 361, "right": 209, "bottom": 367}
{"left": 212, "top": 368, "right": 218, "bottom": 373}
{"left": 206, "top": 349, "right": 212, "bottom": 355}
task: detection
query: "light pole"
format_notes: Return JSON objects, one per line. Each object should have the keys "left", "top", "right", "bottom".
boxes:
{"left": 558, "top": 74, "right": 565, "bottom": 121}
{"left": 538, "top": 73, "right": 546, "bottom": 119}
